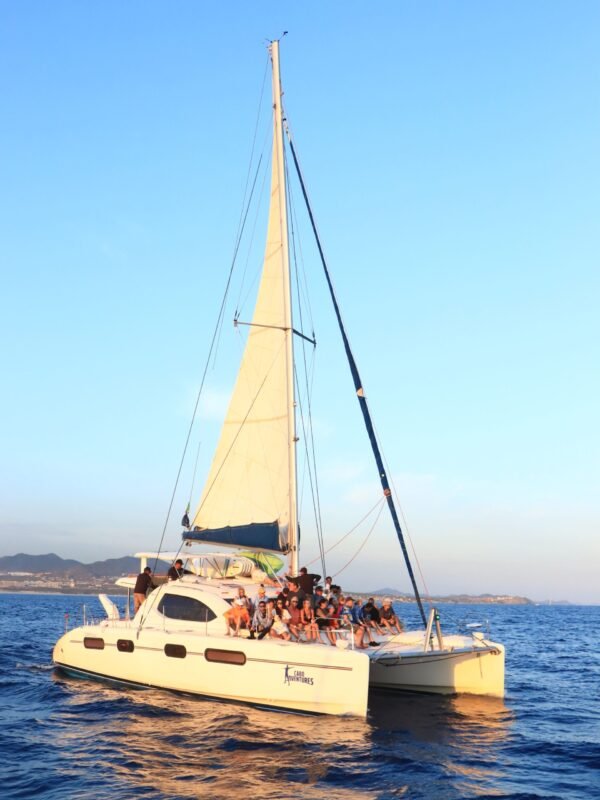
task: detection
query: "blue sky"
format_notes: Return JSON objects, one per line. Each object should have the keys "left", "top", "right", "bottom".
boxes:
{"left": 1, "top": 2, "right": 598, "bottom": 603}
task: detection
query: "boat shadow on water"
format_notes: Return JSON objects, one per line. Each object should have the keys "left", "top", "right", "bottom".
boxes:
{"left": 51, "top": 671, "right": 514, "bottom": 799}
{"left": 369, "top": 688, "right": 513, "bottom": 742}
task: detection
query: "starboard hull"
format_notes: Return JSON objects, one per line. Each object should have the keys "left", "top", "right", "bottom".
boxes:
{"left": 53, "top": 624, "right": 370, "bottom": 717}
{"left": 368, "top": 639, "right": 505, "bottom": 698}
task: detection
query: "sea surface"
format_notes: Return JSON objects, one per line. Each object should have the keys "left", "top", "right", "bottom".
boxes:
{"left": 0, "top": 594, "right": 598, "bottom": 800}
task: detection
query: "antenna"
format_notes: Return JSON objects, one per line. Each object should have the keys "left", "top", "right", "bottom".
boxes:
{"left": 267, "top": 30, "right": 289, "bottom": 44}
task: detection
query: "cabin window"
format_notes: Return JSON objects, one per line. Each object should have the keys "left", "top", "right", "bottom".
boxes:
{"left": 157, "top": 593, "right": 217, "bottom": 623}
{"left": 164, "top": 644, "right": 187, "bottom": 659}
{"left": 205, "top": 648, "right": 246, "bottom": 666}
{"left": 83, "top": 637, "right": 105, "bottom": 650}
{"left": 117, "top": 639, "right": 134, "bottom": 653}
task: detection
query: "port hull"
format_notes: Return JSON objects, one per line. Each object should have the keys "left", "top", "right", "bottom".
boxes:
{"left": 53, "top": 624, "right": 370, "bottom": 717}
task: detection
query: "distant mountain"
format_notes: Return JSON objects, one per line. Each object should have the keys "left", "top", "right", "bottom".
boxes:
{"left": 0, "top": 553, "right": 139, "bottom": 577}
{"left": 0, "top": 553, "right": 82, "bottom": 572}
{"left": 85, "top": 557, "right": 141, "bottom": 578}
{"left": 364, "top": 587, "right": 533, "bottom": 604}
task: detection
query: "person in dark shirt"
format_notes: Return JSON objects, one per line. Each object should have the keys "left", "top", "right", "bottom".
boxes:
{"left": 286, "top": 567, "right": 321, "bottom": 597}
{"left": 276, "top": 586, "right": 291, "bottom": 605}
{"left": 330, "top": 585, "right": 342, "bottom": 606}
{"left": 167, "top": 559, "right": 191, "bottom": 581}
{"left": 133, "top": 567, "right": 155, "bottom": 613}
{"left": 312, "top": 585, "right": 325, "bottom": 609}
{"left": 338, "top": 597, "right": 369, "bottom": 649}
{"left": 362, "top": 597, "right": 384, "bottom": 635}
{"left": 285, "top": 580, "right": 306, "bottom": 606}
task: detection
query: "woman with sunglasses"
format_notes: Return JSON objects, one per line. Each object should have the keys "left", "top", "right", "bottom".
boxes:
{"left": 300, "top": 598, "right": 319, "bottom": 642}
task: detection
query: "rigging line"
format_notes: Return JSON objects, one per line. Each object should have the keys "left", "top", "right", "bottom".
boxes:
{"left": 187, "top": 437, "right": 202, "bottom": 509}
{"left": 236, "top": 137, "right": 273, "bottom": 316}
{"left": 235, "top": 121, "right": 272, "bottom": 315}
{"left": 371, "top": 416, "right": 432, "bottom": 602}
{"left": 213, "top": 147, "right": 268, "bottom": 368}
{"left": 333, "top": 499, "right": 386, "bottom": 578}
{"left": 150, "top": 134, "right": 269, "bottom": 579}
{"left": 295, "top": 346, "right": 317, "bottom": 539}
{"left": 286, "top": 149, "right": 316, "bottom": 336}
{"left": 285, "top": 151, "right": 326, "bottom": 578}
{"left": 298, "top": 347, "right": 326, "bottom": 578}
{"left": 295, "top": 349, "right": 317, "bottom": 531}
{"left": 294, "top": 362, "right": 326, "bottom": 578}
{"left": 389, "top": 470, "right": 432, "bottom": 601}
{"left": 257, "top": 552, "right": 285, "bottom": 588}
{"left": 285, "top": 152, "right": 323, "bottom": 557}
{"left": 304, "top": 496, "right": 385, "bottom": 566}
{"left": 295, "top": 367, "right": 310, "bottom": 522}
{"left": 285, "top": 130, "right": 427, "bottom": 627}
{"left": 304, "top": 347, "right": 323, "bottom": 529}
{"left": 191, "top": 338, "right": 286, "bottom": 523}
{"left": 233, "top": 54, "right": 270, "bottom": 257}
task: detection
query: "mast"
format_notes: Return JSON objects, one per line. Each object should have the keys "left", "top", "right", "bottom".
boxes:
{"left": 270, "top": 39, "right": 299, "bottom": 575}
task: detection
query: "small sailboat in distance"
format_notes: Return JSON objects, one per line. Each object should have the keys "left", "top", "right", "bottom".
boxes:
{"left": 53, "top": 37, "right": 504, "bottom": 713}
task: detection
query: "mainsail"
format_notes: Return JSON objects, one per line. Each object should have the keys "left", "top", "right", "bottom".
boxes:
{"left": 188, "top": 42, "right": 297, "bottom": 555}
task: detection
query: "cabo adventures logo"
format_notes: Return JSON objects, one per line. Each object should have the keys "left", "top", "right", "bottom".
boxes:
{"left": 283, "top": 664, "right": 315, "bottom": 686}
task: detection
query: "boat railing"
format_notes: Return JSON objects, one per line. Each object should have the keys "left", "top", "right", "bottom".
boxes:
{"left": 314, "top": 617, "right": 355, "bottom": 649}
{"left": 292, "top": 616, "right": 354, "bottom": 649}
{"left": 424, "top": 607, "right": 444, "bottom": 652}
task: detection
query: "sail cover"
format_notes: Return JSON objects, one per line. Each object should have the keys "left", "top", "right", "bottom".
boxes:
{"left": 190, "top": 96, "right": 294, "bottom": 553}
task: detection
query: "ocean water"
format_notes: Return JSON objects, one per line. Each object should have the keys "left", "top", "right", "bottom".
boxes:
{"left": 0, "top": 594, "right": 598, "bottom": 800}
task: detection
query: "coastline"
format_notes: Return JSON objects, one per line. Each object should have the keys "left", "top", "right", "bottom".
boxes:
{"left": 0, "top": 587, "right": 571, "bottom": 604}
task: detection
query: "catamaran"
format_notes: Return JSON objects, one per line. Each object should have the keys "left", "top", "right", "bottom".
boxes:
{"left": 53, "top": 38, "right": 504, "bottom": 714}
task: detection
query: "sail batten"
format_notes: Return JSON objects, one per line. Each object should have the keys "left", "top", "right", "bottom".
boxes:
{"left": 191, "top": 41, "right": 296, "bottom": 559}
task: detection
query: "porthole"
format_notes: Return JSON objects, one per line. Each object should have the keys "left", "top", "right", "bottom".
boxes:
{"left": 117, "top": 639, "right": 134, "bottom": 653}
{"left": 83, "top": 637, "right": 105, "bottom": 650}
{"left": 205, "top": 648, "right": 246, "bottom": 666}
{"left": 164, "top": 643, "right": 187, "bottom": 659}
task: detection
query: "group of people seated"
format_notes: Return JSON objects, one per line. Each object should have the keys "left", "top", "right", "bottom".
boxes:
{"left": 222, "top": 567, "right": 403, "bottom": 647}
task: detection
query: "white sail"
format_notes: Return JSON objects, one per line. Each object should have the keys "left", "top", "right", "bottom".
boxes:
{"left": 191, "top": 41, "right": 296, "bottom": 554}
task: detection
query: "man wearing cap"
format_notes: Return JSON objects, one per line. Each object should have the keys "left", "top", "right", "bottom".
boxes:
{"left": 379, "top": 598, "right": 402, "bottom": 634}
{"left": 312, "top": 585, "right": 325, "bottom": 609}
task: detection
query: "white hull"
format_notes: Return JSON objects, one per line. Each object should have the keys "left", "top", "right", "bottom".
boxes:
{"left": 53, "top": 622, "right": 369, "bottom": 717}
{"left": 368, "top": 632, "right": 505, "bottom": 698}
